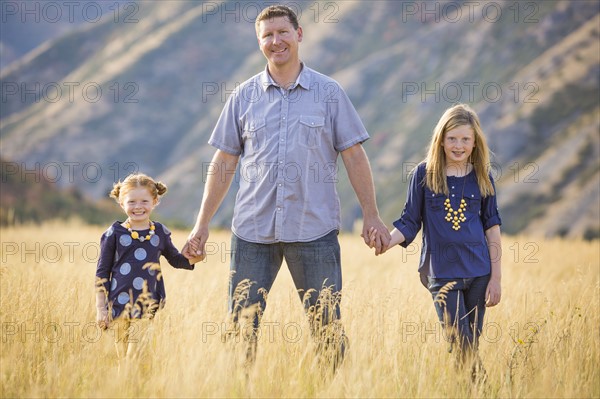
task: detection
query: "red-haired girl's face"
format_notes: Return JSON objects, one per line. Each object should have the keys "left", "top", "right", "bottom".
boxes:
{"left": 120, "top": 187, "right": 157, "bottom": 227}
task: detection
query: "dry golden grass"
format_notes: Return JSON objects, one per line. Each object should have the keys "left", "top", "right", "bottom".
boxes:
{"left": 1, "top": 221, "right": 599, "bottom": 398}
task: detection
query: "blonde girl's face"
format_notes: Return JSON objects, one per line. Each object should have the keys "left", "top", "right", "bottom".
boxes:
{"left": 442, "top": 124, "right": 475, "bottom": 166}
{"left": 120, "top": 187, "right": 157, "bottom": 226}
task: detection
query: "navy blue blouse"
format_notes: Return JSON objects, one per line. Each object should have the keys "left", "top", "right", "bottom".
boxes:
{"left": 95, "top": 221, "right": 194, "bottom": 319}
{"left": 393, "top": 163, "right": 501, "bottom": 286}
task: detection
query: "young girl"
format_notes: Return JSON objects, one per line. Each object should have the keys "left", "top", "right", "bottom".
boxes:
{"left": 370, "top": 104, "right": 502, "bottom": 376}
{"left": 95, "top": 173, "right": 201, "bottom": 359}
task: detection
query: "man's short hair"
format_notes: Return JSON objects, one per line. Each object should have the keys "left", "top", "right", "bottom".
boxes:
{"left": 255, "top": 5, "right": 300, "bottom": 32}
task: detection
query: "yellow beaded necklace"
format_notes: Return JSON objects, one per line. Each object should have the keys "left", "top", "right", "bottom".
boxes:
{"left": 443, "top": 170, "right": 468, "bottom": 231}
{"left": 444, "top": 198, "right": 467, "bottom": 230}
{"left": 124, "top": 220, "right": 156, "bottom": 242}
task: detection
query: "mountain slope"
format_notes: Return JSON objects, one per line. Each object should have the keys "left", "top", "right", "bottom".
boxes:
{"left": 1, "top": 0, "right": 598, "bottom": 239}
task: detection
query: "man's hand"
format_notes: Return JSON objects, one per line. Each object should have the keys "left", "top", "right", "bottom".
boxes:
{"left": 183, "top": 225, "right": 209, "bottom": 260}
{"left": 366, "top": 226, "right": 405, "bottom": 256}
{"left": 362, "top": 216, "right": 391, "bottom": 255}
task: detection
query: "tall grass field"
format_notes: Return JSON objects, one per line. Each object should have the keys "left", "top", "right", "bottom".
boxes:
{"left": 1, "top": 221, "right": 598, "bottom": 398}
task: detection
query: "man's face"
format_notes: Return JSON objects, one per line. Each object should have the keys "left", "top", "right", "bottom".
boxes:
{"left": 257, "top": 16, "right": 303, "bottom": 69}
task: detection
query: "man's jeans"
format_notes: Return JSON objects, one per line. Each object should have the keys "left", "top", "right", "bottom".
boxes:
{"left": 229, "top": 230, "right": 346, "bottom": 366}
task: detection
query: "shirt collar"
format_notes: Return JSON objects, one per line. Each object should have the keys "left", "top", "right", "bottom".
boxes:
{"left": 259, "top": 63, "right": 311, "bottom": 92}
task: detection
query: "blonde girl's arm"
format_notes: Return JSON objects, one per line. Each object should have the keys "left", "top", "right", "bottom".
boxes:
{"left": 388, "top": 228, "right": 406, "bottom": 248}
{"left": 368, "top": 227, "right": 406, "bottom": 255}
{"left": 484, "top": 224, "right": 502, "bottom": 307}
{"left": 368, "top": 164, "right": 426, "bottom": 255}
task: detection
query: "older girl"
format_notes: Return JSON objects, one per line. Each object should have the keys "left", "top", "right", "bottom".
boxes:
{"left": 371, "top": 104, "right": 502, "bottom": 377}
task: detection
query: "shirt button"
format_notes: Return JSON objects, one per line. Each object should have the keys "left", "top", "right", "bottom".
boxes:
{"left": 451, "top": 194, "right": 455, "bottom": 197}
{"left": 451, "top": 186, "right": 455, "bottom": 189}
{"left": 277, "top": 207, "right": 281, "bottom": 211}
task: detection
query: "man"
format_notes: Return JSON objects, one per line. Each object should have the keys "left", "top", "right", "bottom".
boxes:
{"left": 184, "top": 5, "right": 390, "bottom": 367}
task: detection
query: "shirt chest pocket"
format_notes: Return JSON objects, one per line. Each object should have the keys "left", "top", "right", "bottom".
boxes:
{"left": 425, "top": 193, "right": 446, "bottom": 211}
{"left": 298, "top": 115, "right": 325, "bottom": 149}
{"left": 242, "top": 118, "right": 266, "bottom": 154}
{"left": 464, "top": 192, "right": 482, "bottom": 215}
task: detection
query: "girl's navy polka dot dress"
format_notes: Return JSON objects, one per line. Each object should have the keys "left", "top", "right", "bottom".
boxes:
{"left": 96, "top": 221, "right": 195, "bottom": 319}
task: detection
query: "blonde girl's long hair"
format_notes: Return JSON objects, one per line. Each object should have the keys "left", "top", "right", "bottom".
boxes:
{"left": 424, "top": 104, "right": 495, "bottom": 197}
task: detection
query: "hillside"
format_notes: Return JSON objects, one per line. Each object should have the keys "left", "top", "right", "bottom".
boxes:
{"left": 0, "top": 1, "right": 132, "bottom": 68}
{"left": 1, "top": 0, "right": 598, "bottom": 239}
{"left": 0, "top": 159, "right": 121, "bottom": 225}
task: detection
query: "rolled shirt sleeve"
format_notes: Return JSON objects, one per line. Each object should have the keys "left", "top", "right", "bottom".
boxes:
{"left": 482, "top": 175, "right": 502, "bottom": 230}
{"left": 393, "top": 163, "right": 426, "bottom": 247}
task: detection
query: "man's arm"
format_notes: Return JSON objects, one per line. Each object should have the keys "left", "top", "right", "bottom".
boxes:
{"left": 341, "top": 143, "right": 391, "bottom": 255}
{"left": 183, "top": 149, "right": 239, "bottom": 258}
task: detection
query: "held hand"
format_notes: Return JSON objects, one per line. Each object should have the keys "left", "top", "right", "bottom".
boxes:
{"left": 366, "top": 228, "right": 389, "bottom": 256}
{"left": 366, "top": 227, "right": 377, "bottom": 248}
{"left": 184, "top": 225, "right": 209, "bottom": 260}
{"left": 362, "top": 216, "right": 391, "bottom": 255}
{"left": 485, "top": 278, "right": 501, "bottom": 307}
{"left": 181, "top": 241, "right": 206, "bottom": 265}
{"left": 187, "top": 254, "right": 206, "bottom": 264}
